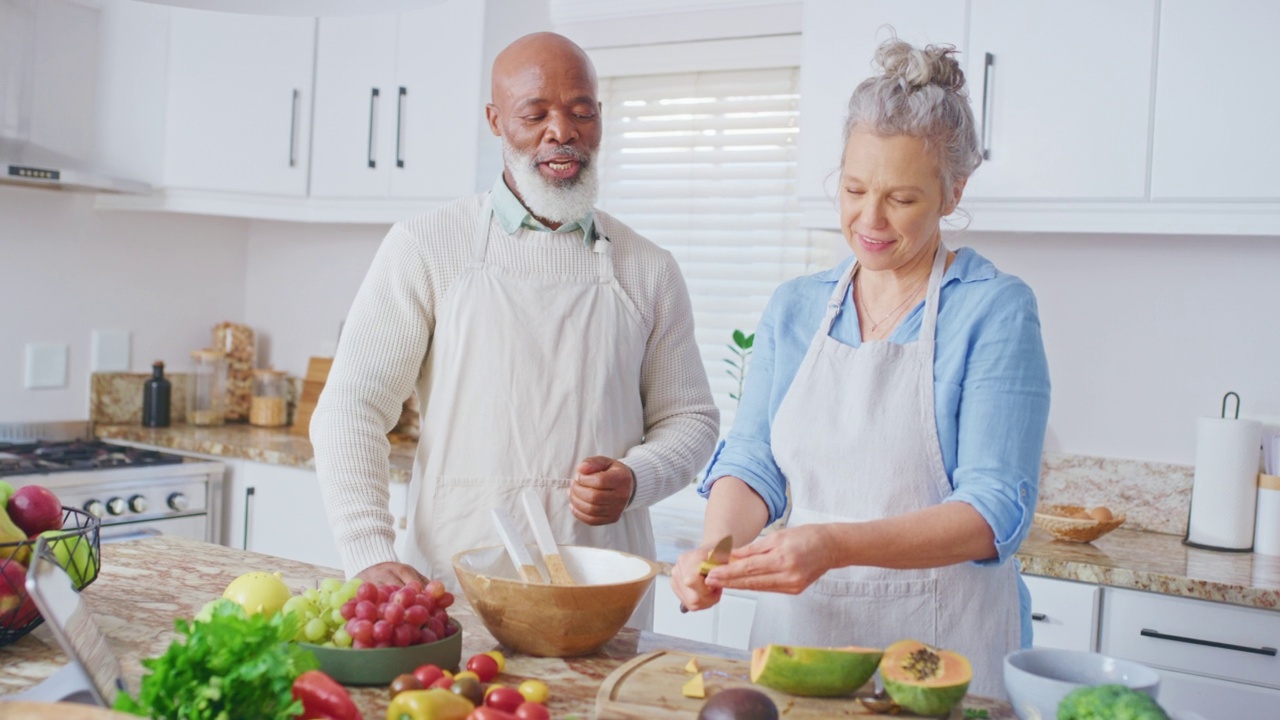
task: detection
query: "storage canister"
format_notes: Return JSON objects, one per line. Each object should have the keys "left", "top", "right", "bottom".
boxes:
{"left": 213, "top": 321, "right": 255, "bottom": 422}
{"left": 1256, "top": 474, "right": 1280, "bottom": 556}
{"left": 188, "top": 349, "right": 227, "bottom": 426}
{"left": 250, "top": 369, "right": 290, "bottom": 427}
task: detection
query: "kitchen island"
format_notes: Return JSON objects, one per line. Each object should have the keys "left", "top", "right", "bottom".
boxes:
{"left": 0, "top": 536, "right": 1014, "bottom": 718}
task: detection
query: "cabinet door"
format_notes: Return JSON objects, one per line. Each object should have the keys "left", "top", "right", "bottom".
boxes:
{"left": 239, "top": 463, "right": 344, "bottom": 571}
{"left": 963, "top": 1, "right": 1156, "bottom": 200}
{"left": 1154, "top": 666, "right": 1280, "bottom": 719}
{"left": 714, "top": 592, "right": 757, "bottom": 651}
{"left": 1151, "top": 1, "right": 1280, "bottom": 200}
{"left": 309, "top": 15, "right": 398, "bottom": 199}
{"left": 797, "top": 0, "right": 966, "bottom": 206}
{"left": 163, "top": 9, "right": 314, "bottom": 196}
{"left": 1024, "top": 575, "right": 1100, "bottom": 652}
{"left": 652, "top": 574, "right": 717, "bottom": 643}
{"left": 389, "top": 0, "right": 487, "bottom": 200}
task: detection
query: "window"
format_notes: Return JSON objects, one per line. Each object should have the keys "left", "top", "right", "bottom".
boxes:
{"left": 597, "top": 67, "right": 826, "bottom": 429}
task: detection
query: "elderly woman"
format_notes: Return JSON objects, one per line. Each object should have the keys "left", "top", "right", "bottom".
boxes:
{"left": 671, "top": 38, "right": 1050, "bottom": 698}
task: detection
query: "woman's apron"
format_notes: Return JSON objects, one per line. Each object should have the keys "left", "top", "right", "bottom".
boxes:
{"left": 750, "top": 243, "right": 1019, "bottom": 698}
{"left": 398, "top": 196, "right": 656, "bottom": 627}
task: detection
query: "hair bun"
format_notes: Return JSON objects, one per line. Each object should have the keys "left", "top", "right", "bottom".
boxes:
{"left": 875, "top": 38, "right": 966, "bottom": 93}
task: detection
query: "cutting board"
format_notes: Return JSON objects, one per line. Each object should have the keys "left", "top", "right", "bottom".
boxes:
{"left": 596, "top": 650, "right": 962, "bottom": 719}
{"left": 290, "top": 356, "right": 332, "bottom": 439}
{"left": 0, "top": 701, "right": 142, "bottom": 720}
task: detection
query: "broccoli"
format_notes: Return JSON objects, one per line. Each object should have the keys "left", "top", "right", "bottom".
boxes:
{"left": 1057, "top": 684, "right": 1170, "bottom": 720}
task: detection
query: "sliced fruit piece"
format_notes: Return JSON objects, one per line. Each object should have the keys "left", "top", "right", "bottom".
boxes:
{"left": 682, "top": 672, "right": 706, "bottom": 699}
{"left": 685, "top": 656, "right": 701, "bottom": 673}
{"left": 879, "top": 639, "right": 971, "bottom": 717}
{"left": 748, "top": 644, "right": 882, "bottom": 697}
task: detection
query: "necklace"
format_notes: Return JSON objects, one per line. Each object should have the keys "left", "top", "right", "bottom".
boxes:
{"left": 854, "top": 267, "right": 929, "bottom": 338}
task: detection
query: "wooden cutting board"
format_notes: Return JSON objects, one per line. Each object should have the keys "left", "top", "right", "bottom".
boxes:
{"left": 0, "top": 701, "right": 142, "bottom": 720}
{"left": 596, "top": 650, "right": 962, "bottom": 719}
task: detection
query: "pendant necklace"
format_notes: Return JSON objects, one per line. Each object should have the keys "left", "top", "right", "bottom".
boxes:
{"left": 854, "top": 268, "right": 928, "bottom": 337}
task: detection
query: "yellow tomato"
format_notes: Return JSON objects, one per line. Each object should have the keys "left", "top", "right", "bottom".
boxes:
{"left": 453, "top": 671, "right": 481, "bottom": 683}
{"left": 484, "top": 650, "right": 506, "bottom": 672}
{"left": 484, "top": 683, "right": 506, "bottom": 699}
{"left": 518, "top": 679, "right": 550, "bottom": 704}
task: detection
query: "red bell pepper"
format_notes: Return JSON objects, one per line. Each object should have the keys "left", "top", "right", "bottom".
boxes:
{"left": 293, "top": 669, "right": 363, "bottom": 720}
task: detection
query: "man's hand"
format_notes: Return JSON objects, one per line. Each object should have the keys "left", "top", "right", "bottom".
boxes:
{"left": 355, "top": 561, "right": 427, "bottom": 586}
{"left": 568, "top": 455, "right": 634, "bottom": 526}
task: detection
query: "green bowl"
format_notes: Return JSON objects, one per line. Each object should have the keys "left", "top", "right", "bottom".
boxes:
{"left": 297, "top": 619, "right": 462, "bottom": 686}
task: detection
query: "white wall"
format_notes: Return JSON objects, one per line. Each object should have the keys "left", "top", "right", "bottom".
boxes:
{"left": 0, "top": 185, "right": 249, "bottom": 422}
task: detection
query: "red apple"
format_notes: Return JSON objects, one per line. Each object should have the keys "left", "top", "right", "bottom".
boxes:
{"left": 7, "top": 485, "right": 63, "bottom": 536}
{"left": 0, "top": 561, "right": 39, "bottom": 629}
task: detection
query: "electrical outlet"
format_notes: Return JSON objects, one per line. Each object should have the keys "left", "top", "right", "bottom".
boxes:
{"left": 24, "top": 343, "right": 68, "bottom": 389}
{"left": 91, "top": 330, "right": 131, "bottom": 372}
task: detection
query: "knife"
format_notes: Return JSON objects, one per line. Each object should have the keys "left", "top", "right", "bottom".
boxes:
{"left": 520, "top": 489, "right": 575, "bottom": 585}
{"left": 490, "top": 507, "right": 545, "bottom": 584}
{"left": 679, "top": 534, "right": 733, "bottom": 614}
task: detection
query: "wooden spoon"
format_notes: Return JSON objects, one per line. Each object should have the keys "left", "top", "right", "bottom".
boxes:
{"left": 520, "top": 489, "right": 575, "bottom": 585}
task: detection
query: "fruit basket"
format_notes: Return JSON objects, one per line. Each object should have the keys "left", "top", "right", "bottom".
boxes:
{"left": 0, "top": 506, "right": 102, "bottom": 647}
{"left": 1034, "top": 504, "right": 1126, "bottom": 543}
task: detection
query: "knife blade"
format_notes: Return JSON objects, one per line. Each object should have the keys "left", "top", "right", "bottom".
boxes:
{"left": 520, "top": 489, "right": 575, "bottom": 585}
{"left": 679, "top": 534, "right": 733, "bottom": 613}
{"left": 490, "top": 507, "right": 545, "bottom": 584}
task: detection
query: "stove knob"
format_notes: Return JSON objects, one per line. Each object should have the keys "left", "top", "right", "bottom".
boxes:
{"left": 106, "top": 497, "right": 126, "bottom": 516}
{"left": 84, "top": 500, "right": 105, "bottom": 519}
{"left": 167, "top": 493, "right": 189, "bottom": 512}
{"left": 128, "top": 495, "right": 148, "bottom": 513}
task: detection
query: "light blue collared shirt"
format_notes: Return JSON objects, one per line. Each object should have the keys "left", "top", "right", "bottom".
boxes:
{"left": 698, "top": 247, "right": 1050, "bottom": 647}
{"left": 490, "top": 175, "right": 596, "bottom": 244}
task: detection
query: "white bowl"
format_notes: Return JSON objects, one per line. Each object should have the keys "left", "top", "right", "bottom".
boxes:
{"left": 1004, "top": 648, "right": 1162, "bottom": 720}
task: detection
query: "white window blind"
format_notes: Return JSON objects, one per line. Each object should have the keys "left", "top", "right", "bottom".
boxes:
{"left": 597, "top": 67, "right": 823, "bottom": 430}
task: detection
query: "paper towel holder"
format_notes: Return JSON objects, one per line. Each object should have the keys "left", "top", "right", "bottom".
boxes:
{"left": 1222, "top": 391, "right": 1241, "bottom": 420}
{"left": 1183, "top": 390, "right": 1256, "bottom": 553}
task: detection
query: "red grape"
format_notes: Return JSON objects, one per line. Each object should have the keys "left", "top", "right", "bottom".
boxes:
{"left": 405, "top": 605, "right": 429, "bottom": 626}
{"left": 425, "top": 580, "right": 446, "bottom": 599}
{"left": 392, "top": 588, "right": 416, "bottom": 608}
{"left": 356, "top": 582, "right": 379, "bottom": 603}
{"left": 376, "top": 584, "right": 393, "bottom": 603}
{"left": 355, "top": 600, "right": 378, "bottom": 622}
{"left": 419, "top": 628, "right": 439, "bottom": 644}
{"left": 427, "top": 618, "right": 445, "bottom": 638}
{"left": 439, "top": 592, "right": 455, "bottom": 609}
{"left": 372, "top": 620, "right": 393, "bottom": 643}
{"left": 384, "top": 603, "right": 406, "bottom": 625}
{"left": 347, "top": 619, "right": 374, "bottom": 644}
{"left": 403, "top": 580, "right": 424, "bottom": 595}
{"left": 339, "top": 599, "right": 357, "bottom": 621}
{"left": 375, "top": 640, "right": 392, "bottom": 648}
{"left": 392, "top": 624, "right": 415, "bottom": 647}
{"left": 352, "top": 638, "right": 373, "bottom": 649}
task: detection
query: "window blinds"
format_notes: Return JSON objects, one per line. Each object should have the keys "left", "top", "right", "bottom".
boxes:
{"left": 597, "top": 67, "right": 824, "bottom": 430}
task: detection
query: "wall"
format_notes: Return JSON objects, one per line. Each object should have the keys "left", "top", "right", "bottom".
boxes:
{"left": 0, "top": 185, "right": 249, "bottom": 422}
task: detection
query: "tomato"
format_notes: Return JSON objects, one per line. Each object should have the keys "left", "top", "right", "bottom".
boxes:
{"left": 467, "top": 708, "right": 518, "bottom": 720}
{"left": 453, "top": 670, "right": 481, "bottom": 684}
{"left": 388, "top": 673, "right": 422, "bottom": 699}
{"left": 485, "top": 686, "right": 525, "bottom": 713}
{"left": 484, "top": 650, "right": 506, "bottom": 672}
{"left": 516, "top": 679, "right": 549, "bottom": 704}
{"left": 514, "top": 701, "right": 550, "bottom": 720}
{"left": 428, "top": 675, "right": 454, "bottom": 690}
{"left": 412, "top": 664, "right": 445, "bottom": 687}
{"left": 466, "top": 653, "right": 501, "bottom": 682}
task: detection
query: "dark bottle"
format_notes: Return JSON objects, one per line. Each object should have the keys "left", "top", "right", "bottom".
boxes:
{"left": 142, "top": 361, "right": 171, "bottom": 428}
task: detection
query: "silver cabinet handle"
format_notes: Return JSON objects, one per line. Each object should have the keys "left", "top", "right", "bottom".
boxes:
{"left": 980, "top": 52, "right": 994, "bottom": 160}
{"left": 367, "top": 87, "right": 380, "bottom": 169}
{"left": 1140, "top": 628, "right": 1277, "bottom": 657}
{"left": 288, "top": 89, "right": 300, "bottom": 168}
{"left": 396, "top": 86, "right": 407, "bottom": 169}
{"left": 242, "top": 486, "right": 255, "bottom": 550}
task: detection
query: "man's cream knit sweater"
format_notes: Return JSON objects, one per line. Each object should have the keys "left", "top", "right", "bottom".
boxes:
{"left": 311, "top": 194, "right": 720, "bottom": 577}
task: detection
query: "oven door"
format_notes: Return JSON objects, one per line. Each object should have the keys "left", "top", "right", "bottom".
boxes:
{"left": 99, "top": 515, "right": 209, "bottom": 544}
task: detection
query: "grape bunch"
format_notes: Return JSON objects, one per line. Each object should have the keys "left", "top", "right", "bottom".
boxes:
{"left": 283, "top": 577, "right": 457, "bottom": 649}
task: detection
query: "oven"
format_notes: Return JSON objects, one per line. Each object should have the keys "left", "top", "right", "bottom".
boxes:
{"left": 0, "top": 441, "right": 224, "bottom": 545}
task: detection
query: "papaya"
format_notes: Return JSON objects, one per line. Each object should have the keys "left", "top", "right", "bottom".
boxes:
{"left": 879, "top": 639, "right": 971, "bottom": 717}
{"left": 748, "top": 644, "right": 882, "bottom": 697}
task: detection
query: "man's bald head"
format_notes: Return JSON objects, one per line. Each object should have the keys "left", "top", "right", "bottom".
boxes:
{"left": 491, "top": 32, "right": 597, "bottom": 104}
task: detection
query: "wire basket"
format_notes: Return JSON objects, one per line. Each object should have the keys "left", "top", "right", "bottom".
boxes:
{"left": 0, "top": 506, "right": 101, "bottom": 647}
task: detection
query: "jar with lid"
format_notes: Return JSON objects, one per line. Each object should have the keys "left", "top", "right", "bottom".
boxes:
{"left": 250, "top": 369, "right": 290, "bottom": 427}
{"left": 188, "top": 349, "right": 227, "bottom": 426}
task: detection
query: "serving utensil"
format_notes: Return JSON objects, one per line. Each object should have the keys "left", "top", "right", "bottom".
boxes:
{"left": 520, "top": 489, "right": 575, "bottom": 585}
{"left": 490, "top": 507, "right": 544, "bottom": 583}
{"left": 678, "top": 534, "right": 732, "bottom": 613}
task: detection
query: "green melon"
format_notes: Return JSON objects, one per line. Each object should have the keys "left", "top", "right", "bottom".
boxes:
{"left": 748, "top": 644, "right": 882, "bottom": 697}
{"left": 879, "top": 639, "right": 971, "bottom": 717}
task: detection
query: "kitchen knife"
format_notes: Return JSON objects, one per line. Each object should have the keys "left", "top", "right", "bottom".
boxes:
{"left": 490, "top": 507, "right": 545, "bottom": 584}
{"left": 679, "top": 534, "right": 733, "bottom": 614}
{"left": 520, "top": 489, "right": 575, "bottom": 585}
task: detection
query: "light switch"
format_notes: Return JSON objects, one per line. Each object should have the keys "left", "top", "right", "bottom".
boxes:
{"left": 24, "top": 343, "right": 68, "bottom": 389}
{"left": 91, "top": 330, "right": 131, "bottom": 372}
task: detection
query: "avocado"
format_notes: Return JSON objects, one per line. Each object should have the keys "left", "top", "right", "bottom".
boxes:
{"left": 697, "top": 687, "right": 780, "bottom": 720}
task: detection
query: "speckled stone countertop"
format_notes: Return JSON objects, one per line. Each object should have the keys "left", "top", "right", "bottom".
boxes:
{"left": 0, "top": 537, "right": 1012, "bottom": 719}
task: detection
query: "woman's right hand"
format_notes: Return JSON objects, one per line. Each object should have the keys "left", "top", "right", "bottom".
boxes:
{"left": 670, "top": 544, "right": 724, "bottom": 612}
{"left": 356, "top": 561, "right": 427, "bottom": 587}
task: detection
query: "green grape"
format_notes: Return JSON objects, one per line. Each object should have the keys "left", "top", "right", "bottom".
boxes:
{"left": 304, "top": 617, "right": 327, "bottom": 642}
{"left": 302, "top": 588, "right": 321, "bottom": 603}
{"left": 319, "top": 577, "right": 343, "bottom": 593}
{"left": 281, "top": 595, "right": 310, "bottom": 617}
{"left": 332, "top": 628, "right": 352, "bottom": 648}
{"left": 327, "top": 592, "right": 347, "bottom": 611}
{"left": 328, "top": 608, "right": 344, "bottom": 628}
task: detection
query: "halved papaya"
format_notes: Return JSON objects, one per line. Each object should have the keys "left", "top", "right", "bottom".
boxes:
{"left": 748, "top": 644, "right": 882, "bottom": 697}
{"left": 879, "top": 639, "right": 971, "bottom": 716}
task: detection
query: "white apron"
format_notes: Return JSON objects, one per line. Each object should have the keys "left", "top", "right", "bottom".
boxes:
{"left": 750, "top": 243, "right": 1019, "bottom": 699}
{"left": 398, "top": 197, "right": 656, "bottom": 628}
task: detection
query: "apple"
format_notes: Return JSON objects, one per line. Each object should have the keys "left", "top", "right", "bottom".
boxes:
{"left": 0, "top": 560, "right": 39, "bottom": 629}
{"left": 7, "top": 485, "right": 63, "bottom": 536}
{"left": 39, "top": 530, "right": 97, "bottom": 589}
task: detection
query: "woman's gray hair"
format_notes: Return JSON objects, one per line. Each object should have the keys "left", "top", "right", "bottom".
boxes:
{"left": 842, "top": 38, "right": 982, "bottom": 201}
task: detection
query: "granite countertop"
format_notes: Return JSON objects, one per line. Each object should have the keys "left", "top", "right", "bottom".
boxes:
{"left": 0, "top": 536, "right": 1012, "bottom": 718}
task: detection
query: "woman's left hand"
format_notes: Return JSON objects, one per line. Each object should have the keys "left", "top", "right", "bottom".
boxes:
{"left": 704, "top": 524, "right": 841, "bottom": 595}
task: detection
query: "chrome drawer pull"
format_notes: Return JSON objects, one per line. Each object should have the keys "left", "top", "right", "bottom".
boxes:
{"left": 1140, "top": 628, "right": 1277, "bottom": 657}
{"left": 1032, "top": 612, "right": 1048, "bottom": 622}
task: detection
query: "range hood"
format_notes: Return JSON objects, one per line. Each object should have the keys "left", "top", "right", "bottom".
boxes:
{"left": 0, "top": 136, "right": 150, "bottom": 194}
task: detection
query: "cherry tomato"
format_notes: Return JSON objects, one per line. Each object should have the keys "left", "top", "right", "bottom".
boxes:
{"left": 483, "top": 650, "right": 506, "bottom": 672}
{"left": 413, "top": 664, "right": 444, "bottom": 687}
{"left": 451, "top": 676, "right": 485, "bottom": 706}
{"left": 388, "top": 673, "right": 422, "bottom": 699}
{"left": 485, "top": 686, "right": 525, "bottom": 713}
{"left": 467, "top": 708, "right": 518, "bottom": 720}
{"left": 514, "top": 701, "right": 550, "bottom": 720}
{"left": 428, "top": 675, "right": 454, "bottom": 690}
{"left": 484, "top": 683, "right": 506, "bottom": 700}
{"left": 466, "top": 653, "right": 501, "bottom": 682}
{"left": 516, "top": 679, "right": 549, "bottom": 704}
{"left": 453, "top": 670, "right": 481, "bottom": 684}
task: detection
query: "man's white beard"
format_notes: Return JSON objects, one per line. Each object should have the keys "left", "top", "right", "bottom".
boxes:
{"left": 502, "top": 139, "right": 599, "bottom": 226}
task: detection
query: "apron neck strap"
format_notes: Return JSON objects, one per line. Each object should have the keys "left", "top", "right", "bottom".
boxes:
{"left": 471, "top": 195, "right": 495, "bottom": 264}
{"left": 820, "top": 241, "right": 949, "bottom": 343}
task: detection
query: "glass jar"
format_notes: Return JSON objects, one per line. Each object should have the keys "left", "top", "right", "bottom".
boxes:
{"left": 250, "top": 369, "right": 289, "bottom": 427}
{"left": 188, "top": 349, "right": 227, "bottom": 426}
{"left": 213, "top": 321, "right": 255, "bottom": 422}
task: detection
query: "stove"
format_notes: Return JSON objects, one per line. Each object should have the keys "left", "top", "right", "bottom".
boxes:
{"left": 0, "top": 439, "right": 224, "bottom": 545}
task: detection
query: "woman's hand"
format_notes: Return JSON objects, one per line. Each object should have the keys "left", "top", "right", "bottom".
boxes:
{"left": 670, "top": 543, "right": 724, "bottom": 612}
{"left": 706, "top": 524, "right": 840, "bottom": 595}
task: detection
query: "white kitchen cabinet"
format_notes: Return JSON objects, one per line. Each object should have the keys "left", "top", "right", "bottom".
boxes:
{"left": 714, "top": 591, "right": 758, "bottom": 651}
{"left": 1023, "top": 575, "right": 1100, "bottom": 652}
{"left": 962, "top": 0, "right": 1156, "bottom": 201}
{"left": 1150, "top": 0, "right": 1280, "bottom": 200}
{"left": 223, "top": 460, "right": 344, "bottom": 571}
{"left": 161, "top": 8, "right": 315, "bottom": 196}
{"left": 652, "top": 575, "right": 757, "bottom": 651}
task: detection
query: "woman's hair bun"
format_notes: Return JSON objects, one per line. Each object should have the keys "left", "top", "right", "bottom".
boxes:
{"left": 875, "top": 38, "right": 966, "bottom": 93}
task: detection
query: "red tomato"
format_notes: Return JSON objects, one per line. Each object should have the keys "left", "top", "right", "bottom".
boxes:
{"left": 514, "top": 701, "right": 551, "bottom": 720}
{"left": 412, "top": 664, "right": 445, "bottom": 687}
{"left": 428, "top": 676, "right": 454, "bottom": 690}
{"left": 467, "top": 709, "right": 518, "bottom": 720}
{"left": 466, "top": 653, "right": 501, "bottom": 682}
{"left": 485, "top": 686, "right": 525, "bottom": 713}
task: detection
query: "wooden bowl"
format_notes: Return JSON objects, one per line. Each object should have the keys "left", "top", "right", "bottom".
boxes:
{"left": 1034, "top": 504, "right": 1126, "bottom": 543}
{"left": 452, "top": 544, "right": 659, "bottom": 657}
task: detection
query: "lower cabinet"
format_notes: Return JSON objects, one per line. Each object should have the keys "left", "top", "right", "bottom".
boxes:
{"left": 1023, "top": 575, "right": 1100, "bottom": 651}
{"left": 223, "top": 459, "right": 344, "bottom": 571}
{"left": 652, "top": 575, "right": 757, "bottom": 651}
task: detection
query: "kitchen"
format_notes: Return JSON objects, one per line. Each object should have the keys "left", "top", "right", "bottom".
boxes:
{"left": 2, "top": 0, "right": 1279, "bottom": 717}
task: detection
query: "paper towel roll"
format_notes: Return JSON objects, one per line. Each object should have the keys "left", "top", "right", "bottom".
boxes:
{"left": 1186, "top": 416, "right": 1262, "bottom": 550}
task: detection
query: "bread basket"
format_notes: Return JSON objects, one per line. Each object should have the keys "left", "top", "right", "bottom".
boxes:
{"left": 1033, "top": 504, "right": 1126, "bottom": 543}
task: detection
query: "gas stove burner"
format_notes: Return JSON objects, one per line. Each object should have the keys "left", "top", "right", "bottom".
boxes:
{"left": 0, "top": 440, "right": 186, "bottom": 478}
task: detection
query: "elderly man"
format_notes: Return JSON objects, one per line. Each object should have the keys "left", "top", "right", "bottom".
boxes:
{"left": 310, "top": 32, "right": 719, "bottom": 627}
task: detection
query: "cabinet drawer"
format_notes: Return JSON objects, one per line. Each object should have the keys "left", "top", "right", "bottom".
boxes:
{"left": 1155, "top": 666, "right": 1280, "bottom": 719}
{"left": 1024, "top": 575, "right": 1099, "bottom": 652}
{"left": 1101, "top": 588, "right": 1280, "bottom": 689}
